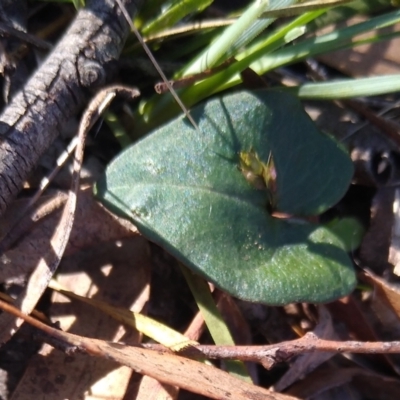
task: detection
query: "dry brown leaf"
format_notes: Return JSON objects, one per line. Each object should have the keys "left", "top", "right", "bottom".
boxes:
{"left": 389, "top": 188, "right": 400, "bottom": 275}
{"left": 217, "top": 292, "right": 252, "bottom": 345}
{"left": 362, "top": 269, "right": 400, "bottom": 322}
{"left": 273, "top": 306, "right": 338, "bottom": 392}
{"left": 10, "top": 236, "right": 151, "bottom": 400}
{"left": 42, "top": 331, "right": 299, "bottom": 400}
{"left": 327, "top": 296, "right": 394, "bottom": 372}
{"left": 286, "top": 365, "right": 400, "bottom": 400}
{"left": 0, "top": 187, "right": 137, "bottom": 283}
{"left": 136, "top": 376, "right": 179, "bottom": 400}
{"left": 0, "top": 193, "right": 67, "bottom": 283}
{"left": 360, "top": 187, "right": 395, "bottom": 273}
{"left": 286, "top": 365, "right": 360, "bottom": 399}
{"left": 360, "top": 269, "right": 400, "bottom": 374}
{"left": 352, "top": 370, "right": 400, "bottom": 400}
{"left": 0, "top": 186, "right": 139, "bottom": 343}
{"left": 217, "top": 293, "right": 259, "bottom": 382}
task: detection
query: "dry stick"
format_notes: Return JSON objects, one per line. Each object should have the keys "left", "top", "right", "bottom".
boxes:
{"left": 2, "top": 295, "right": 400, "bottom": 392}
{"left": 2, "top": 284, "right": 399, "bottom": 367}
{"left": 0, "top": 86, "right": 140, "bottom": 344}
{"left": 0, "top": 0, "right": 143, "bottom": 217}
{"left": 143, "top": 332, "right": 400, "bottom": 370}
{"left": 0, "top": 299, "right": 294, "bottom": 400}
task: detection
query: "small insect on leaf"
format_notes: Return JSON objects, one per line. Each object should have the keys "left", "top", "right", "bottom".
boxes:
{"left": 239, "top": 149, "right": 266, "bottom": 190}
{"left": 239, "top": 150, "right": 277, "bottom": 208}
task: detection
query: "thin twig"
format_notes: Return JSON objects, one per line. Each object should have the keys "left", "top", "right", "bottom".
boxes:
{"left": 115, "top": 0, "right": 200, "bottom": 133}
{"left": 154, "top": 58, "right": 235, "bottom": 93}
{"left": 144, "top": 333, "right": 400, "bottom": 370}
{"left": 0, "top": 22, "right": 52, "bottom": 50}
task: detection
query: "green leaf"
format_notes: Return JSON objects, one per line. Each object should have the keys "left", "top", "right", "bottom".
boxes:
{"left": 325, "top": 217, "right": 365, "bottom": 252}
{"left": 180, "top": 266, "right": 251, "bottom": 381}
{"left": 96, "top": 90, "right": 355, "bottom": 305}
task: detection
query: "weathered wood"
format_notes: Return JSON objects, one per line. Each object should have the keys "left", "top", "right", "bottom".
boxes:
{"left": 0, "top": 0, "right": 143, "bottom": 216}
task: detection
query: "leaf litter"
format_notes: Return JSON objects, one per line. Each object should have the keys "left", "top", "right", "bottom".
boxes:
{"left": 2, "top": 1, "right": 400, "bottom": 399}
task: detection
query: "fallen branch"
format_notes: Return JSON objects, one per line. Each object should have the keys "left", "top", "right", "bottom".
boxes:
{"left": 2, "top": 296, "right": 400, "bottom": 385}
{"left": 174, "top": 334, "right": 400, "bottom": 369}
{"left": 0, "top": 298, "right": 297, "bottom": 400}
{"left": 0, "top": 0, "right": 143, "bottom": 217}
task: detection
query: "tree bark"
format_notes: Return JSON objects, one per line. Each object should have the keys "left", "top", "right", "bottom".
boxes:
{"left": 0, "top": 0, "right": 143, "bottom": 216}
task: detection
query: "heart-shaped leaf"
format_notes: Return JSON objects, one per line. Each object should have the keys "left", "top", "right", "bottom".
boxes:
{"left": 96, "top": 90, "right": 355, "bottom": 304}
